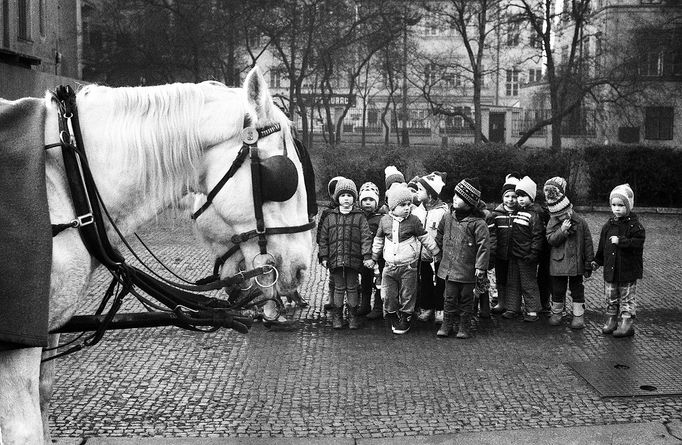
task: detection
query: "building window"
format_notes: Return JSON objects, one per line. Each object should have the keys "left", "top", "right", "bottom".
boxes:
{"left": 645, "top": 107, "right": 673, "bottom": 140}
{"left": 269, "top": 69, "right": 285, "bottom": 89}
{"left": 528, "top": 68, "right": 543, "bottom": 83}
{"left": 506, "top": 69, "right": 520, "bottom": 96}
{"left": 506, "top": 23, "right": 520, "bottom": 46}
{"left": 39, "top": 0, "right": 46, "bottom": 36}
{"left": 425, "top": 63, "right": 438, "bottom": 84}
{"left": 3, "top": 0, "right": 10, "bottom": 47}
{"left": 529, "top": 28, "right": 542, "bottom": 49}
{"left": 17, "top": 0, "right": 31, "bottom": 40}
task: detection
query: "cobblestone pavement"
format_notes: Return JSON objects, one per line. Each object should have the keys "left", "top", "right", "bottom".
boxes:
{"left": 50, "top": 212, "right": 682, "bottom": 440}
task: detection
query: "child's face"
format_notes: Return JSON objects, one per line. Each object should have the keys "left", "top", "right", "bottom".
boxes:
{"left": 516, "top": 192, "right": 532, "bottom": 208}
{"left": 502, "top": 190, "right": 518, "bottom": 210}
{"left": 392, "top": 201, "right": 411, "bottom": 218}
{"left": 558, "top": 208, "right": 573, "bottom": 221}
{"left": 361, "top": 197, "right": 377, "bottom": 212}
{"left": 452, "top": 194, "right": 470, "bottom": 210}
{"left": 611, "top": 197, "right": 628, "bottom": 218}
{"left": 338, "top": 193, "right": 354, "bottom": 209}
{"left": 416, "top": 183, "right": 429, "bottom": 203}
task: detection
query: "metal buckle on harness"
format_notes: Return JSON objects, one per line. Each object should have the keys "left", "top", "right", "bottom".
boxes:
{"left": 73, "top": 213, "right": 94, "bottom": 228}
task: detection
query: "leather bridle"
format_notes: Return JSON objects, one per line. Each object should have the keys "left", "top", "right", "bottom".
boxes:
{"left": 191, "top": 120, "right": 315, "bottom": 289}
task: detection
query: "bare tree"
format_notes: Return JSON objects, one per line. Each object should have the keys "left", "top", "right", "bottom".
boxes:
{"left": 83, "top": 0, "right": 255, "bottom": 85}
{"left": 422, "top": 0, "right": 505, "bottom": 143}
{"left": 508, "top": 0, "right": 642, "bottom": 149}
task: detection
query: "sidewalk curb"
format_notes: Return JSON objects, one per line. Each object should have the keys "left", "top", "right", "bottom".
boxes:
{"left": 55, "top": 420, "right": 682, "bottom": 445}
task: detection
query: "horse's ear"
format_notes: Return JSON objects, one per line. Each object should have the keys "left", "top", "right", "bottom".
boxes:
{"left": 244, "top": 66, "right": 273, "bottom": 122}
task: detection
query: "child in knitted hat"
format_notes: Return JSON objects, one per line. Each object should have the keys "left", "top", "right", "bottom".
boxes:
{"left": 592, "top": 184, "right": 645, "bottom": 337}
{"left": 317, "top": 176, "right": 345, "bottom": 312}
{"left": 370, "top": 182, "right": 440, "bottom": 335}
{"left": 504, "top": 176, "right": 544, "bottom": 322}
{"left": 319, "top": 178, "right": 374, "bottom": 330}
{"left": 544, "top": 177, "right": 594, "bottom": 329}
{"left": 435, "top": 178, "right": 490, "bottom": 339}
{"left": 358, "top": 181, "right": 386, "bottom": 318}
{"left": 412, "top": 172, "right": 449, "bottom": 324}
{"left": 489, "top": 173, "right": 520, "bottom": 315}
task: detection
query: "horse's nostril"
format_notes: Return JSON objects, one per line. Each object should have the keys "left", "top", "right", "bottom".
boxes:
{"left": 294, "top": 265, "right": 306, "bottom": 282}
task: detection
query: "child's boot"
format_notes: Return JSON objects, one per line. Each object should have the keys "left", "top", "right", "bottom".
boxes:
{"left": 570, "top": 302, "right": 585, "bottom": 329}
{"left": 456, "top": 313, "right": 471, "bottom": 339}
{"left": 436, "top": 311, "right": 455, "bottom": 337}
{"left": 332, "top": 307, "right": 343, "bottom": 329}
{"left": 613, "top": 312, "right": 635, "bottom": 337}
{"left": 548, "top": 301, "right": 564, "bottom": 326}
{"left": 348, "top": 306, "right": 361, "bottom": 330}
{"left": 366, "top": 291, "right": 383, "bottom": 319}
{"left": 601, "top": 314, "right": 618, "bottom": 334}
{"left": 392, "top": 311, "right": 412, "bottom": 334}
{"left": 358, "top": 293, "right": 371, "bottom": 316}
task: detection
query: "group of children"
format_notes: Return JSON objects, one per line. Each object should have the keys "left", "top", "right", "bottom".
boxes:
{"left": 316, "top": 166, "right": 645, "bottom": 339}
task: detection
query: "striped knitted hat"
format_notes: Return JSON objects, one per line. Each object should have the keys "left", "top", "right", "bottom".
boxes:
{"left": 454, "top": 177, "right": 481, "bottom": 207}
{"left": 544, "top": 176, "right": 572, "bottom": 217}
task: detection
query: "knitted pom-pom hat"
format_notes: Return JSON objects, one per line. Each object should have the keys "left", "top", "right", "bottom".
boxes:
{"left": 327, "top": 176, "right": 345, "bottom": 200}
{"left": 610, "top": 183, "right": 635, "bottom": 214}
{"left": 501, "top": 172, "right": 521, "bottom": 196}
{"left": 384, "top": 165, "right": 405, "bottom": 190}
{"left": 386, "top": 182, "right": 414, "bottom": 211}
{"left": 544, "top": 177, "right": 571, "bottom": 217}
{"left": 359, "top": 181, "right": 380, "bottom": 204}
{"left": 515, "top": 176, "right": 537, "bottom": 202}
{"left": 419, "top": 171, "right": 446, "bottom": 198}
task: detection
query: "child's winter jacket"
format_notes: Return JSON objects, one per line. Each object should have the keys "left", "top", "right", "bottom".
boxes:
{"left": 319, "top": 207, "right": 372, "bottom": 271}
{"left": 546, "top": 213, "right": 594, "bottom": 276}
{"left": 510, "top": 205, "right": 544, "bottom": 262}
{"left": 436, "top": 208, "right": 490, "bottom": 283}
{"left": 372, "top": 213, "right": 439, "bottom": 266}
{"left": 488, "top": 204, "right": 516, "bottom": 261}
{"left": 412, "top": 199, "right": 449, "bottom": 262}
{"left": 595, "top": 213, "right": 645, "bottom": 283}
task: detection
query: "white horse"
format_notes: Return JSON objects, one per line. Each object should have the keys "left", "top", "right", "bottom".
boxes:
{"left": 0, "top": 67, "right": 313, "bottom": 444}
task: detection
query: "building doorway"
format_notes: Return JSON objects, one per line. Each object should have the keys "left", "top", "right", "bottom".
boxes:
{"left": 489, "top": 112, "right": 506, "bottom": 143}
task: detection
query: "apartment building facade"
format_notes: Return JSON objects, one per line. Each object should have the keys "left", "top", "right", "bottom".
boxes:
{"left": 0, "top": 0, "right": 82, "bottom": 100}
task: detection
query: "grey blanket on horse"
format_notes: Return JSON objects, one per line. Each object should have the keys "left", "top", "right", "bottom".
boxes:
{"left": 0, "top": 97, "right": 51, "bottom": 348}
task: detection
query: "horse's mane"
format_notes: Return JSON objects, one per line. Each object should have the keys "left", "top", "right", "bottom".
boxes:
{"left": 77, "top": 81, "right": 243, "bottom": 211}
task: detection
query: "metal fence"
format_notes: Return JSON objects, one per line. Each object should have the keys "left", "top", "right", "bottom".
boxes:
{"left": 512, "top": 108, "right": 597, "bottom": 137}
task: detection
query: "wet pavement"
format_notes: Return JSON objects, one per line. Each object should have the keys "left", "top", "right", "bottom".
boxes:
{"left": 49, "top": 211, "right": 682, "bottom": 441}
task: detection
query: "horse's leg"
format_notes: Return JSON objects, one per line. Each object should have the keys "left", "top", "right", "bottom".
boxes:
{"left": 39, "top": 334, "right": 60, "bottom": 443}
{"left": 0, "top": 347, "right": 44, "bottom": 444}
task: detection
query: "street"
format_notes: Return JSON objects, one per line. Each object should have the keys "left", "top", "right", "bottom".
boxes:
{"left": 50, "top": 211, "right": 682, "bottom": 440}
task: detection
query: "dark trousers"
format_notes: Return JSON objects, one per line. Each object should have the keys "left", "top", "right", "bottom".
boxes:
{"left": 417, "top": 260, "right": 445, "bottom": 311}
{"left": 331, "top": 267, "right": 360, "bottom": 308}
{"left": 551, "top": 275, "right": 584, "bottom": 304}
{"left": 444, "top": 281, "right": 475, "bottom": 315}
{"left": 537, "top": 249, "right": 552, "bottom": 309}
{"left": 494, "top": 259, "right": 509, "bottom": 308}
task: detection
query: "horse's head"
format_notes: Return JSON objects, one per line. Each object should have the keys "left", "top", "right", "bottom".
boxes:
{"left": 193, "top": 67, "right": 314, "bottom": 297}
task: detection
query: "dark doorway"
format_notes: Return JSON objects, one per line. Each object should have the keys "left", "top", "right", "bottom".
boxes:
{"left": 489, "top": 112, "right": 506, "bottom": 143}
